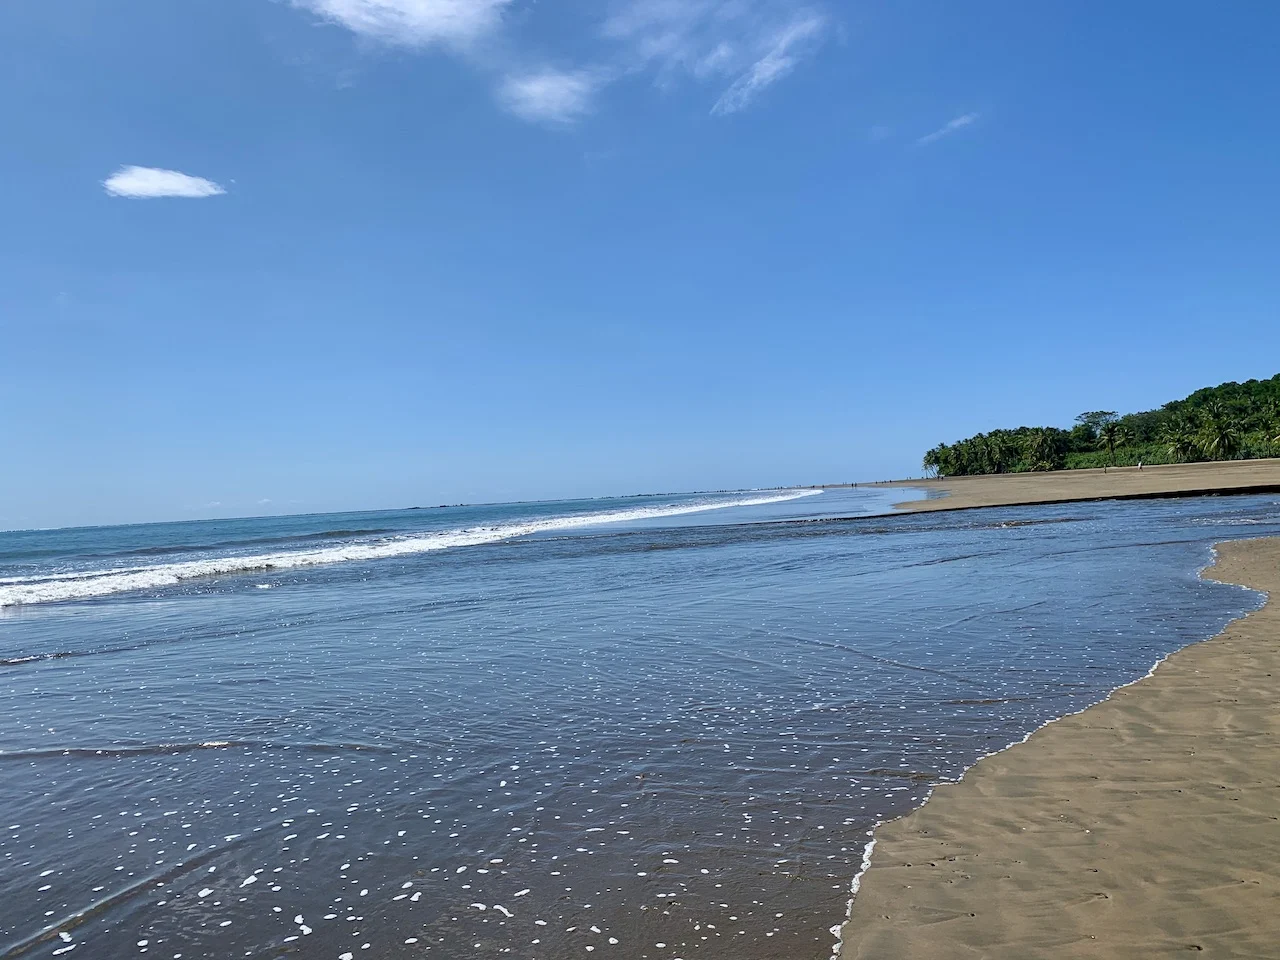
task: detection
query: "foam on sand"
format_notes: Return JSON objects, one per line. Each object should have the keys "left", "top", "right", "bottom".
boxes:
{"left": 836, "top": 538, "right": 1280, "bottom": 959}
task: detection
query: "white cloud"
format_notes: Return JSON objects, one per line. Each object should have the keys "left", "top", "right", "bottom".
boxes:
{"left": 605, "top": 2, "right": 827, "bottom": 115}
{"left": 289, "top": 0, "right": 830, "bottom": 123}
{"left": 292, "top": 0, "right": 513, "bottom": 48}
{"left": 711, "top": 14, "right": 825, "bottom": 115}
{"left": 917, "top": 112, "right": 980, "bottom": 145}
{"left": 498, "top": 69, "right": 602, "bottom": 124}
{"left": 103, "top": 166, "right": 226, "bottom": 199}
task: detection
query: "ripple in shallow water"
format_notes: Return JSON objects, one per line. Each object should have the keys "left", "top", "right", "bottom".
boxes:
{"left": 1, "top": 491, "right": 1276, "bottom": 959}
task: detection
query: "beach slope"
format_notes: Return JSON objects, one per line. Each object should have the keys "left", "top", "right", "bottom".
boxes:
{"left": 839, "top": 536, "right": 1280, "bottom": 959}
{"left": 887, "top": 458, "right": 1280, "bottom": 513}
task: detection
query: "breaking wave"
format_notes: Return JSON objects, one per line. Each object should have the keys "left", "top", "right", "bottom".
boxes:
{"left": 0, "top": 490, "right": 821, "bottom": 607}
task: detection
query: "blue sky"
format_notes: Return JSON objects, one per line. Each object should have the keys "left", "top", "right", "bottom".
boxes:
{"left": 3, "top": 1, "right": 1278, "bottom": 528}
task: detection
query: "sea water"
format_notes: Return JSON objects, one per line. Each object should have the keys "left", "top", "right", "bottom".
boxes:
{"left": 2, "top": 488, "right": 1277, "bottom": 960}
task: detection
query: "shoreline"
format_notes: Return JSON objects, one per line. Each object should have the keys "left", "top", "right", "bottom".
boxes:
{"left": 836, "top": 536, "right": 1280, "bottom": 958}
{"left": 868, "top": 457, "right": 1280, "bottom": 514}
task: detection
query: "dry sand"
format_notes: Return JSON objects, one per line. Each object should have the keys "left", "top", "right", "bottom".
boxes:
{"left": 880, "top": 458, "right": 1280, "bottom": 513}
{"left": 838, "top": 536, "right": 1280, "bottom": 959}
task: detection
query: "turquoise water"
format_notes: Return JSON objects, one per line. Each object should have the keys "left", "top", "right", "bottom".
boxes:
{"left": 1, "top": 488, "right": 1276, "bottom": 960}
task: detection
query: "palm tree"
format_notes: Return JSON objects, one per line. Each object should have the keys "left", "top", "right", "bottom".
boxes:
{"left": 1160, "top": 419, "right": 1197, "bottom": 463}
{"left": 1024, "top": 429, "right": 1061, "bottom": 471}
{"left": 1198, "top": 399, "right": 1232, "bottom": 433}
{"left": 1114, "top": 425, "right": 1134, "bottom": 461}
{"left": 1265, "top": 402, "right": 1280, "bottom": 455}
{"left": 923, "top": 446, "right": 944, "bottom": 478}
{"left": 971, "top": 433, "right": 994, "bottom": 475}
{"left": 1097, "top": 422, "right": 1121, "bottom": 465}
{"left": 1198, "top": 416, "right": 1242, "bottom": 461}
{"left": 988, "top": 433, "right": 1015, "bottom": 474}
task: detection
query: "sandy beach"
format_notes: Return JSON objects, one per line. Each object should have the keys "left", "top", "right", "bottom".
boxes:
{"left": 879, "top": 458, "right": 1280, "bottom": 513}
{"left": 838, "top": 536, "right": 1280, "bottom": 958}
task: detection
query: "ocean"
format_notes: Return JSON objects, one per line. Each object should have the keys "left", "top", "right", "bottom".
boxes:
{"left": 2, "top": 488, "right": 1278, "bottom": 960}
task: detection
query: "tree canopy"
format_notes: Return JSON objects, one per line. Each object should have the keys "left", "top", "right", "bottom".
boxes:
{"left": 923, "top": 374, "right": 1280, "bottom": 477}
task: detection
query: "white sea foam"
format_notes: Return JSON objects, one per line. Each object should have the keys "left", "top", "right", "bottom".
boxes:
{"left": 0, "top": 490, "right": 821, "bottom": 607}
{"left": 827, "top": 543, "right": 1268, "bottom": 960}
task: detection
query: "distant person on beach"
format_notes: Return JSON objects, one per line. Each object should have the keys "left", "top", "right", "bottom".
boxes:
{"left": 1138, "top": 461, "right": 1144, "bottom": 470}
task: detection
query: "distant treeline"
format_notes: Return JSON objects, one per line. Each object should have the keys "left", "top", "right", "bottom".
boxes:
{"left": 924, "top": 374, "right": 1280, "bottom": 477}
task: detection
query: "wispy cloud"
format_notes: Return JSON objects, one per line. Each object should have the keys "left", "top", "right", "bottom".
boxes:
{"left": 499, "top": 69, "right": 603, "bottom": 124}
{"left": 605, "top": 2, "right": 827, "bottom": 116}
{"left": 289, "top": 0, "right": 829, "bottom": 124}
{"left": 103, "top": 166, "right": 226, "bottom": 199}
{"left": 710, "top": 14, "right": 825, "bottom": 116}
{"left": 917, "top": 112, "right": 980, "bottom": 145}
{"left": 291, "top": 0, "right": 514, "bottom": 48}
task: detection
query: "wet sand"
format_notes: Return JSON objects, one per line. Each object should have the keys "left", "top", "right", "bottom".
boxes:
{"left": 881, "top": 458, "right": 1280, "bottom": 513}
{"left": 838, "top": 536, "right": 1280, "bottom": 959}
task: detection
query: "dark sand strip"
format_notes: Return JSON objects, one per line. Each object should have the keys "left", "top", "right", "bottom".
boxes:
{"left": 838, "top": 537, "right": 1280, "bottom": 959}
{"left": 875, "top": 458, "right": 1280, "bottom": 513}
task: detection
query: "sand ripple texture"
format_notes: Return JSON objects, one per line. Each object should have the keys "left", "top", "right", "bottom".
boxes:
{"left": 840, "top": 536, "right": 1280, "bottom": 959}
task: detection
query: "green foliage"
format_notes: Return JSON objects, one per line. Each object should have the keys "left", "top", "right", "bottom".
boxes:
{"left": 1065, "top": 442, "right": 1170, "bottom": 470}
{"left": 1068, "top": 422, "right": 1096, "bottom": 448}
{"left": 1096, "top": 422, "right": 1122, "bottom": 464}
{"left": 1075, "top": 411, "right": 1118, "bottom": 435}
{"left": 925, "top": 374, "right": 1280, "bottom": 476}
{"left": 1024, "top": 427, "right": 1068, "bottom": 471}
{"left": 1198, "top": 413, "right": 1242, "bottom": 461}
{"left": 1159, "top": 418, "right": 1198, "bottom": 463}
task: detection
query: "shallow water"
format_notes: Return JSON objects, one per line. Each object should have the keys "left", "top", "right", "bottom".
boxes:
{"left": 2, "top": 489, "right": 1278, "bottom": 960}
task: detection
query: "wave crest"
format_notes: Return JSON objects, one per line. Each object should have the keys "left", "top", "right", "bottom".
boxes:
{"left": 0, "top": 490, "right": 821, "bottom": 607}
